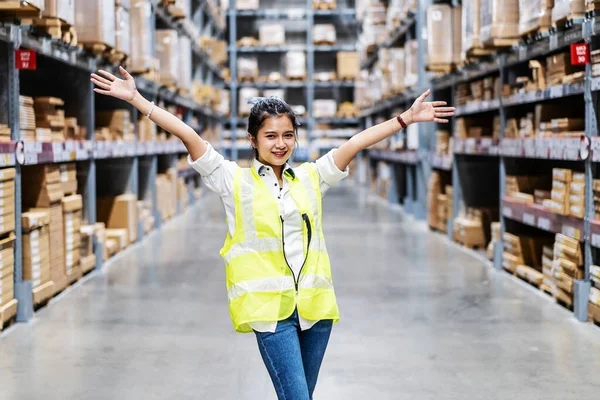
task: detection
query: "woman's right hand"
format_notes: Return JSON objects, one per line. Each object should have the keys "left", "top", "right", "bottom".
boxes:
{"left": 91, "top": 66, "right": 138, "bottom": 103}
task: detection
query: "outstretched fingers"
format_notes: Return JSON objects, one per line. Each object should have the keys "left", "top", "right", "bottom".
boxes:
{"left": 91, "top": 77, "right": 111, "bottom": 90}
{"left": 432, "top": 101, "right": 447, "bottom": 107}
{"left": 93, "top": 88, "right": 111, "bottom": 95}
{"left": 91, "top": 73, "right": 112, "bottom": 86}
{"left": 417, "top": 88, "right": 431, "bottom": 102}
{"left": 119, "top": 65, "right": 132, "bottom": 80}
{"left": 434, "top": 107, "right": 455, "bottom": 112}
{"left": 97, "top": 69, "right": 117, "bottom": 81}
{"left": 435, "top": 111, "right": 455, "bottom": 117}
{"left": 434, "top": 118, "right": 449, "bottom": 123}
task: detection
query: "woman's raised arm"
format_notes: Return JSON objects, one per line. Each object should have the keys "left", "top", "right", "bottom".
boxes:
{"left": 332, "top": 89, "right": 455, "bottom": 171}
{"left": 91, "top": 66, "right": 207, "bottom": 160}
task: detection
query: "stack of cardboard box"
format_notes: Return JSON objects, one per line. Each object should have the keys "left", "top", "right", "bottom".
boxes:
{"left": 453, "top": 208, "right": 492, "bottom": 249}
{"left": 59, "top": 163, "right": 77, "bottom": 196}
{"left": 62, "top": 195, "right": 83, "bottom": 283}
{"left": 568, "top": 173, "right": 585, "bottom": 218}
{"left": 20, "top": 96, "right": 37, "bottom": 142}
{"left": 487, "top": 221, "right": 501, "bottom": 260}
{"left": 0, "top": 168, "right": 16, "bottom": 238}
{"left": 98, "top": 194, "right": 138, "bottom": 247}
{"left": 79, "top": 224, "right": 96, "bottom": 274}
{"left": 551, "top": 234, "right": 583, "bottom": 307}
{"left": 23, "top": 165, "right": 66, "bottom": 295}
{"left": 74, "top": 0, "right": 116, "bottom": 48}
{"left": 461, "top": 0, "right": 483, "bottom": 59}
{"left": 237, "top": 57, "right": 259, "bottom": 81}
{"left": 427, "top": 172, "right": 443, "bottom": 231}
{"left": 22, "top": 210, "right": 54, "bottom": 304}
{"left": 258, "top": 24, "right": 285, "bottom": 46}
{"left": 543, "top": 168, "right": 574, "bottom": 215}
{"left": 519, "top": 0, "right": 553, "bottom": 36}
{"left": 0, "top": 232, "right": 16, "bottom": 320}
{"left": 506, "top": 175, "right": 551, "bottom": 204}
{"left": 313, "top": 24, "right": 336, "bottom": 44}
{"left": 479, "top": 0, "right": 520, "bottom": 46}
{"left": 0, "top": 124, "right": 9, "bottom": 143}
{"left": 285, "top": 52, "right": 307, "bottom": 80}
{"left": 337, "top": 52, "right": 359, "bottom": 81}
{"left": 426, "top": 4, "right": 461, "bottom": 69}
{"left": 552, "top": 0, "right": 586, "bottom": 25}
{"left": 546, "top": 52, "right": 585, "bottom": 86}
{"left": 96, "top": 110, "right": 135, "bottom": 142}
{"left": 155, "top": 29, "right": 179, "bottom": 86}
{"left": 541, "top": 245, "right": 555, "bottom": 294}
{"left": 34, "top": 97, "right": 65, "bottom": 142}
{"left": 593, "top": 179, "right": 600, "bottom": 221}
{"left": 502, "top": 232, "right": 549, "bottom": 279}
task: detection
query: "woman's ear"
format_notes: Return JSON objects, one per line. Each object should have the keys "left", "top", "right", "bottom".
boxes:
{"left": 247, "top": 133, "right": 256, "bottom": 148}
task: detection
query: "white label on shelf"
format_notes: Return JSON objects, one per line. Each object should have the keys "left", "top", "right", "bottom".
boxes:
{"left": 562, "top": 225, "right": 577, "bottom": 239}
{"left": 538, "top": 217, "right": 551, "bottom": 231}
{"left": 503, "top": 206, "right": 512, "bottom": 217}
{"left": 592, "top": 233, "right": 600, "bottom": 248}
{"left": 550, "top": 86, "right": 563, "bottom": 98}
{"left": 523, "top": 213, "right": 535, "bottom": 225}
{"left": 549, "top": 34, "right": 558, "bottom": 50}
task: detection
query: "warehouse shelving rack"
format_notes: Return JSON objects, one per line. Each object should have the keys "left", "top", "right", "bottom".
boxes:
{"left": 360, "top": 1, "right": 600, "bottom": 323}
{"left": 0, "top": 0, "right": 228, "bottom": 324}
{"left": 227, "top": 0, "right": 359, "bottom": 162}
{"left": 358, "top": 0, "right": 432, "bottom": 219}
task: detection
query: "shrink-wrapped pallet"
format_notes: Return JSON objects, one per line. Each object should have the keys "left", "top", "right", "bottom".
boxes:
{"left": 519, "top": 0, "right": 553, "bottom": 35}
{"left": 462, "top": 0, "right": 481, "bottom": 56}
{"left": 258, "top": 24, "right": 285, "bottom": 46}
{"left": 389, "top": 48, "right": 405, "bottom": 93}
{"left": 115, "top": 5, "right": 131, "bottom": 56}
{"left": 155, "top": 29, "right": 179, "bottom": 86}
{"left": 313, "top": 24, "right": 336, "bottom": 44}
{"left": 130, "top": 0, "right": 153, "bottom": 72}
{"left": 427, "top": 4, "right": 461, "bottom": 66}
{"left": 236, "top": 0, "right": 259, "bottom": 9}
{"left": 552, "top": 0, "right": 585, "bottom": 23}
{"left": 313, "top": 100, "right": 337, "bottom": 118}
{"left": 179, "top": 35, "right": 192, "bottom": 90}
{"left": 404, "top": 40, "right": 418, "bottom": 88}
{"left": 239, "top": 88, "right": 260, "bottom": 116}
{"left": 285, "top": 51, "right": 306, "bottom": 80}
{"left": 479, "top": 0, "right": 519, "bottom": 44}
{"left": 42, "top": 0, "right": 74, "bottom": 25}
{"left": 237, "top": 57, "right": 259, "bottom": 80}
{"left": 74, "top": 0, "right": 115, "bottom": 47}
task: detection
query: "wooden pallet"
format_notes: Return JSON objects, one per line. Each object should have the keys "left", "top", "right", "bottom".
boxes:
{"left": 66, "top": 265, "right": 82, "bottom": 285}
{"left": 33, "top": 281, "right": 54, "bottom": 310}
{"left": 552, "top": 15, "right": 585, "bottom": 31}
{"left": 314, "top": 40, "right": 336, "bottom": 46}
{"left": 426, "top": 63, "right": 455, "bottom": 74}
{"left": 313, "top": 0, "right": 336, "bottom": 10}
{"left": 23, "top": 17, "right": 77, "bottom": 46}
{"left": 519, "top": 22, "right": 551, "bottom": 44}
{"left": 0, "top": 299, "right": 18, "bottom": 332}
{"left": 515, "top": 265, "right": 543, "bottom": 289}
{"left": 286, "top": 75, "right": 307, "bottom": 82}
{"left": 236, "top": 37, "right": 259, "bottom": 47}
{"left": 0, "top": 1, "right": 42, "bottom": 19}
{"left": 81, "top": 254, "right": 96, "bottom": 275}
{"left": 540, "top": 283, "right": 554, "bottom": 297}
{"left": 239, "top": 75, "right": 258, "bottom": 83}
{"left": 79, "top": 41, "right": 112, "bottom": 57}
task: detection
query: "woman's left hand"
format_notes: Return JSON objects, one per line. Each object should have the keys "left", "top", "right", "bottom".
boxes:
{"left": 407, "top": 89, "right": 456, "bottom": 124}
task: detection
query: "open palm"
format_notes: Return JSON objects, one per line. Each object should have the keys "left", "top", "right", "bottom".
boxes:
{"left": 90, "top": 66, "right": 137, "bottom": 102}
{"left": 409, "top": 89, "right": 455, "bottom": 124}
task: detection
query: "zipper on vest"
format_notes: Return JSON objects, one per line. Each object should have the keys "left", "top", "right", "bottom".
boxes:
{"left": 297, "top": 213, "right": 312, "bottom": 285}
{"left": 280, "top": 216, "right": 298, "bottom": 291}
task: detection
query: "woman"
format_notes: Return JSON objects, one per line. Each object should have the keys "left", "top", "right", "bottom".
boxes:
{"left": 91, "top": 66, "right": 455, "bottom": 399}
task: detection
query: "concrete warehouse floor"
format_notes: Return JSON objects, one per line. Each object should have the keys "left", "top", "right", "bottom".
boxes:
{"left": 1, "top": 184, "right": 600, "bottom": 399}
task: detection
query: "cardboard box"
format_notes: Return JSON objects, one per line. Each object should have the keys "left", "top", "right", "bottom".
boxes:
{"left": 462, "top": 0, "right": 482, "bottom": 54}
{"left": 22, "top": 165, "right": 64, "bottom": 207}
{"left": 62, "top": 194, "right": 82, "bottom": 212}
{"left": 552, "top": 168, "right": 572, "bottom": 182}
{"left": 106, "top": 229, "right": 128, "bottom": 251}
{"left": 236, "top": 0, "right": 259, "bottom": 10}
{"left": 552, "top": 0, "right": 585, "bottom": 23}
{"left": 313, "top": 100, "right": 337, "bottom": 118}
{"left": 179, "top": 34, "right": 192, "bottom": 91}
{"left": 259, "top": 24, "right": 285, "bottom": 46}
{"left": 42, "top": 0, "right": 75, "bottom": 25}
{"left": 336, "top": 52, "right": 359, "bottom": 80}
{"left": 74, "top": 0, "right": 115, "bottom": 47}
{"left": 22, "top": 210, "right": 51, "bottom": 231}
{"left": 97, "top": 194, "right": 138, "bottom": 245}
{"left": 285, "top": 51, "right": 306, "bottom": 79}
{"left": 426, "top": 4, "right": 454, "bottom": 65}
{"left": 479, "top": 0, "right": 520, "bottom": 42}
{"left": 0, "top": 168, "right": 16, "bottom": 182}
{"left": 0, "top": 274, "right": 14, "bottom": 306}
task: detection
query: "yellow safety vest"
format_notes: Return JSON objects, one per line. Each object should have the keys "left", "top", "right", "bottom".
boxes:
{"left": 219, "top": 163, "right": 339, "bottom": 333}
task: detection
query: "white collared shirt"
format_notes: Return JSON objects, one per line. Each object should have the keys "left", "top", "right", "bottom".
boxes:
{"left": 188, "top": 143, "right": 349, "bottom": 332}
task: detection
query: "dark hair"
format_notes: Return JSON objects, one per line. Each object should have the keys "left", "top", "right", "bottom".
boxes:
{"left": 247, "top": 96, "right": 301, "bottom": 160}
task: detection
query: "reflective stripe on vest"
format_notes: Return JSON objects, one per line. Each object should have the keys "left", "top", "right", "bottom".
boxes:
{"left": 221, "top": 163, "right": 339, "bottom": 333}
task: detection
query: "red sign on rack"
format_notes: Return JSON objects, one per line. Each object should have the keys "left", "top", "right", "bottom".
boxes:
{"left": 15, "top": 49, "right": 36, "bottom": 70}
{"left": 570, "top": 43, "right": 590, "bottom": 65}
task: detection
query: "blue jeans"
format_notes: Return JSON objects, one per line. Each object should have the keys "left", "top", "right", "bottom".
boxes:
{"left": 254, "top": 309, "right": 333, "bottom": 400}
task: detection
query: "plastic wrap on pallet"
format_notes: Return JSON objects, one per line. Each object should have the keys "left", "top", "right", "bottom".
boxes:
{"left": 115, "top": 6, "right": 131, "bottom": 56}
{"left": 404, "top": 39, "right": 418, "bottom": 89}
{"left": 364, "top": 3, "right": 387, "bottom": 25}
{"left": 43, "top": 0, "right": 74, "bottom": 25}
{"left": 258, "top": 24, "right": 285, "bottom": 46}
{"left": 551, "top": 0, "right": 585, "bottom": 23}
{"left": 313, "top": 100, "right": 337, "bottom": 118}
{"left": 155, "top": 29, "right": 179, "bottom": 86}
{"left": 389, "top": 48, "right": 405, "bottom": 93}
{"left": 427, "top": 4, "right": 454, "bottom": 65}
{"left": 519, "top": 0, "right": 553, "bottom": 35}
{"left": 386, "top": 0, "right": 402, "bottom": 31}
{"left": 313, "top": 24, "right": 336, "bottom": 44}
{"left": 179, "top": 35, "right": 192, "bottom": 91}
{"left": 130, "top": 0, "right": 153, "bottom": 72}
{"left": 285, "top": 51, "right": 306, "bottom": 79}
{"left": 479, "top": 0, "right": 519, "bottom": 42}
{"left": 237, "top": 57, "right": 259, "bottom": 80}
{"left": 462, "top": 0, "right": 482, "bottom": 58}
{"left": 239, "top": 87, "right": 259, "bottom": 116}
{"left": 401, "top": 0, "right": 417, "bottom": 19}
{"left": 74, "top": 0, "right": 115, "bottom": 47}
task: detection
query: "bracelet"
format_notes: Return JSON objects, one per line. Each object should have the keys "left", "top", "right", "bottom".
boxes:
{"left": 396, "top": 114, "right": 407, "bottom": 129}
{"left": 146, "top": 101, "right": 155, "bottom": 119}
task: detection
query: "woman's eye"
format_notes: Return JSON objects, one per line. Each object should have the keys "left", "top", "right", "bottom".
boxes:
{"left": 285, "top": 134, "right": 293, "bottom": 138}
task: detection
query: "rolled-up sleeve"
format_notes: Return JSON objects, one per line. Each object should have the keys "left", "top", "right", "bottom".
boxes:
{"left": 315, "top": 148, "right": 349, "bottom": 194}
{"left": 187, "top": 142, "right": 236, "bottom": 196}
